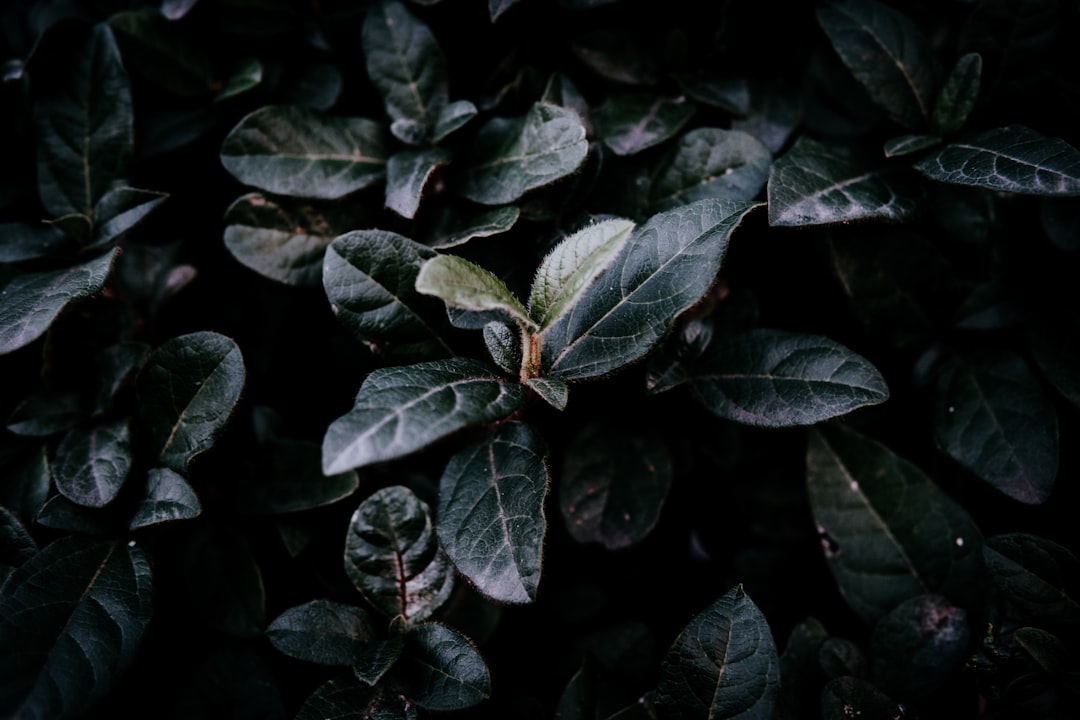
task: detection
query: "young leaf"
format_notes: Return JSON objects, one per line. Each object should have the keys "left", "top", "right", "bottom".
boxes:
{"left": 394, "top": 623, "right": 491, "bottom": 711}
{"left": 220, "top": 105, "right": 388, "bottom": 200}
{"left": 458, "top": 102, "right": 588, "bottom": 205}
{"left": 559, "top": 422, "right": 671, "bottom": 550}
{"left": 654, "top": 584, "right": 780, "bottom": 720}
{"left": 385, "top": 148, "right": 452, "bottom": 219}
{"left": 650, "top": 128, "right": 772, "bottom": 210}
{"left": 0, "top": 248, "right": 117, "bottom": 355}
{"left": 128, "top": 467, "right": 202, "bottom": 530}
{"left": 767, "top": 137, "right": 922, "bottom": 226}
{"left": 295, "top": 678, "right": 410, "bottom": 720}
{"left": 817, "top": 0, "right": 941, "bottom": 131}
{"left": 436, "top": 422, "right": 549, "bottom": 604}
{"left": 593, "top": 94, "right": 696, "bottom": 157}
{"left": 541, "top": 199, "right": 759, "bottom": 380}
{"left": 91, "top": 187, "right": 168, "bottom": 249}
{"left": 932, "top": 53, "right": 982, "bottom": 136}
{"left": 528, "top": 217, "right": 634, "bottom": 329}
{"left": 183, "top": 523, "right": 266, "bottom": 637}
{"left": 869, "top": 594, "right": 970, "bottom": 699}
{"left": 266, "top": 600, "right": 377, "bottom": 666}
{"left": 52, "top": 420, "right": 132, "bottom": 508}
{"left": 525, "top": 377, "right": 568, "bottom": 410}
{"left": 686, "top": 329, "right": 889, "bottom": 427}
{"left": 915, "top": 125, "right": 1080, "bottom": 195}
{"left": 415, "top": 254, "right": 534, "bottom": 330}
{"left": 483, "top": 321, "right": 521, "bottom": 375}
{"left": 433, "top": 100, "right": 478, "bottom": 143}
{"left": 428, "top": 204, "right": 520, "bottom": 248}
{"left": 933, "top": 351, "right": 1059, "bottom": 504}
{"left": 0, "top": 537, "right": 152, "bottom": 720}
{"left": 806, "top": 424, "right": 984, "bottom": 624}
{"left": 883, "top": 134, "right": 941, "bottom": 158}
{"left": 344, "top": 485, "right": 455, "bottom": 622}
{"left": 137, "top": 331, "right": 246, "bottom": 473}
{"left": 983, "top": 533, "right": 1080, "bottom": 626}
{"left": 235, "top": 439, "right": 359, "bottom": 517}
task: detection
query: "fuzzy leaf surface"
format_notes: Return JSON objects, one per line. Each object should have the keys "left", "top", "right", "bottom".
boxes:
{"left": 266, "top": 600, "right": 377, "bottom": 666}
{"left": 593, "top": 94, "right": 696, "bottom": 156}
{"left": 415, "top": 255, "right": 533, "bottom": 329}
{"left": 128, "top": 467, "right": 201, "bottom": 530}
{"left": 395, "top": 623, "right": 491, "bottom": 711}
{"left": 525, "top": 377, "right": 568, "bottom": 410}
{"left": 52, "top": 420, "right": 131, "bottom": 508}
{"left": 386, "top": 148, "right": 451, "bottom": 219}
{"left": 651, "top": 128, "right": 772, "bottom": 210}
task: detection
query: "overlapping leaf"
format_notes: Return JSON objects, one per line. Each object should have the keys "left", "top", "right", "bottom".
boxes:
{"left": 415, "top": 255, "right": 533, "bottom": 330}
{"left": 128, "top": 467, "right": 202, "bottom": 530}
{"left": 983, "top": 533, "right": 1080, "bottom": 626}
{"left": 593, "top": 94, "right": 696, "bottom": 156}
{"left": 869, "top": 594, "right": 970, "bottom": 699}
{"left": 394, "top": 623, "right": 491, "bottom": 711}
{"left": 52, "top": 420, "right": 132, "bottom": 508}
{"left": 650, "top": 128, "right": 772, "bottom": 210}
{"left": 386, "top": 148, "right": 452, "bottom": 219}
{"left": 266, "top": 600, "right": 377, "bottom": 666}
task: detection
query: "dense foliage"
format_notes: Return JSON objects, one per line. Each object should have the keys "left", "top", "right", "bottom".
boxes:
{"left": 2, "top": 0, "right": 1079, "bottom": 718}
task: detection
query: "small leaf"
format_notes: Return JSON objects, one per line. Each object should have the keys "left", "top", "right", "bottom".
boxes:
{"left": 525, "top": 377, "right": 568, "bottom": 410}
{"left": 458, "top": 102, "right": 588, "bottom": 205}
{"left": 654, "top": 585, "right": 780, "bottom": 720}
{"left": 432, "top": 100, "right": 478, "bottom": 143}
{"left": 428, "top": 204, "right": 519, "bottom": 248}
{"left": 0, "top": 248, "right": 117, "bottom": 355}
{"left": 483, "top": 321, "right": 521, "bottom": 375}
{"left": 869, "top": 594, "right": 970, "bottom": 699}
{"left": 645, "top": 317, "right": 716, "bottom": 395}
{"left": 395, "top": 623, "right": 491, "bottom": 711}
{"left": 220, "top": 105, "right": 388, "bottom": 200}
{"left": 6, "top": 392, "right": 86, "bottom": 437}
{"left": 436, "top": 422, "right": 549, "bottom": 604}
{"left": 52, "top": 420, "right": 132, "bottom": 508}
{"left": 236, "top": 439, "right": 358, "bottom": 517}
{"left": 983, "top": 533, "right": 1080, "bottom": 626}
{"left": 686, "top": 329, "right": 889, "bottom": 427}
{"left": 128, "top": 467, "right": 202, "bottom": 530}
{"left": 650, "top": 128, "right": 772, "bottom": 210}
{"left": 914, "top": 125, "right": 1080, "bottom": 196}
{"left": 266, "top": 600, "right": 377, "bottom": 666}
{"left": 216, "top": 56, "right": 263, "bottom": 102}
{"left": 108, "top": 10, "right": 215, "bottom": 96}
{"left": 932, "top": 53, "right": 982, "bottom": 136}
{"left": 296, "top": 677, "right": 408, "bottom": 720}
{"left": 593, "top": 94, "right": 696, "bottom": 157}
{"left": 883, "top": 134, "right": 941, "bottom": 158}
{"left": 386, "top": 148, "right": 452, "bottom": 219}
{"left": 933, "top": 351, "right": 1059, "bottom": 504}
{"left": 542, "top": 72, "right": 590, "bottom": 130}
{"left": 776, "top": 618, "right": 828, "bottom": 718}
{"left": 344, "top": 485, "right": 455, "bottom": 622}
{"left": 767, "top": 137, "right": 923, "bottom": 226}
{"left": 559, "top": 422, "right": 671, "bottom": 550}
{"left": 416, "top": 254, "right": 534, "bottom": 329}
{"left": 91, "top": 187, "right": 168, "bottom": 249}
{"left": 183, "top": 523, "right": 266, "bottom": 637}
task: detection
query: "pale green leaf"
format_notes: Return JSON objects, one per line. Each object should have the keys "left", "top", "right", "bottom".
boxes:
{"left": 432, "top": 100, "right": 478, "bottom": 143}
{"left": 416, "top": 254, "right": 533, "bottom": 329}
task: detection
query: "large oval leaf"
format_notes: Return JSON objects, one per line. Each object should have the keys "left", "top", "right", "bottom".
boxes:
{"left": 0, "top": 537, "right": 152, "bottom": 720}
{"left": 344, "top": 485, "right": 455, "bottom": 622}
{"left": 322, "top": 358, "right": 525, "bottom": 474}
{"left": 869, "top": 594, "right": 970, "bottom": 699}
{"left": 650, "top": 128, "right": 772, "bottom": 210}
{"left": 436, "top": 422, "right": 549, "bottom": 604}
{"left": 266, "top": 599, "right": 377, "bottom": 666}
{"left": 593, "top": 93, "right": 696, "bottom": 157}
{"left": 136, "top": 331, "right": 246, "bottom": 473}
{"left": 394, "top": 622, "right": 491, "bottom": 711}
{"left": 686, "top": 329, "right": 889, "bottom": 427}
{"left": 983, "top": 533, "right": 1080, "bottom": 626}
{"left": 806, "top": 423, "right": 984, "bottom": 624}
{"left": 220, "top": 105, "right": 388, "bottom": 200}
{"left": 541, "top": 199, "right": 759, "bottom": 380}
{"left": 654, "top": 585, "right": 780, "bottom": 720}
{"left": 52, "top": 420, "right": 132, "bottom": 508}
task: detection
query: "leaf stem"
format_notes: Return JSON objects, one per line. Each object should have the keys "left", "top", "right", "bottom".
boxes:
{"left": 519, "top": 328, "right": 542, "bottom": 382}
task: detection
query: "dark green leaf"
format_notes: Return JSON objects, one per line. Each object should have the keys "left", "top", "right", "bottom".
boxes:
{"left": 675, "top": 74, "right": 750, "bottom": 114}
{"left": 932, "top": 53, "right": 982, "bottom": 136}
{"left": 0, "top": 223, "right": 76, "bottom": 263}
{"left": 354, "top": 635, "right": 405, "bottom": 685}
{"left": 108, "top": 10, "right": 215, "bottom": 96}
{"left": 428, "top": 205, "right": 519, "bottom": 248}
{"left": 0, "top": 507, "right": 37, "bottom": 570}
{"left": 436, "top": 422, "right": 549, "bottom": 604}
{"left": 645, "top": 317, "right": 716, "bottom": 395}
{"left": 415, "top": 254, "right": 534, "bottom": 329}
{"left": 541, "top": 199, "right": 759, "bottom": 380}
{"left": 137, "top": 331, "right": 246, "bottom": 473}
{"left": 933, "top": 351, "right": 1058, "bottom": 504}
{"left": 554, "top": 660, "right": 598, "bottom": 720}
{"left": 730, "top": 81, "right": 802, "bottom": 155}
{"left": 817, "top": 0, "right": 941, "bottom": 131}
{"left": 296, "top": 677, "right": 410, "bottom": 720}
{"left": 53, "top": 420, "right": 132, "bottom": 508}
{"left": 483, "top": 321, "right": 521, "bottom": 375}
{"left": 91, "top": 187, "right": 168, "bottom": 249}
{"left": 1014, "top": 627, "right": 1067, "bottom": 674}
{"left": 216, "top": 56, "right": 263, "bottom": 102}
{"left": 1029, "top": 312, "right": 1080, "bottom": 409}
{"left": 0, "top": 537, "right": 152, "bottom": 720}
{"left": 870, "top": 594, "right": 970, "bottom": 699}
{"left": 344, "top": 485, "right": 455, "bottom": 622}
{"left": 983, "top": 533, "right": 1080, "bottom": 626}
{"left": 0, "top": 445, "right": 51, "bottom": 522}
{"left": 594, "top": 94, "right": 695, "bottom": 157}
{"left": 767, "top": 137, "right": 923, "bottom": 226}
{"left": 6, "top": 392, "right": 86, "bottom": 437}
{"left": 395, "top": 622, "right": 491, "bottom": 711}
{"left": 559, "top": 422, "right": 671, "bottom": 550}
{"left": 183, "top": 522, "right": 266, "bottom": 637}
{"left": 654, "top": 585, "right": 779, "bottom": 720}
{"left": 650, "top": 128, "right": 772, "bottom": 210}
{"left": 0, "top": 248, "right": 117, "bottom": 355}
{"left": 458, "top": 102, "right": 588, "bottom": 205}
{"left": 687, "top": 329, "right": 889, "bottom": 427}
{"left": 220, "top": 105, "right": 388, "bottom": 200}
{"left": 525, "top": 377, "right": 568, "bottom": 410}
{"left": 391, "top": 119, "right": 428, "bottom": 146}
{"left": 128, "top": 467, "right": 202, "bottom": 530}
{"left": 92, "top": 342, "right": 148, "bottom": 417}
{"left": 236, "top": 438, "right": 358, "bottom": 516}
{"left": 266, "top": 599, "right": 377, "bottom": 666}
{"left": 776, "top": 618, "right": 828, "bottom": 719}
{"left": 542, "top": 73, "right": 590, "bottom": 129}
{"left": 820, "top": 677, "right": 903, "bottom": 720}
{"left": 386, "top": 148, "right": 452, "bottom": 219}
{"left": 432, "top": 100, "right": 478, "bottom": 143}
{"left": 34, "top": 495, "right": 120, "bottom": 536}
{"left": 914, "top": 125, "right": 1080, "bottom": 195}
{"left": 883, "top": 134, "right": 941, "bottom": 158}
{"left": 572, "top": 29, "right": 660, "bottom": 86}
{"left": 806, "top": 424, "right": 985, "bottom": 624}
{"left": 818, "top": 637, "right": 866, "bottom": 680}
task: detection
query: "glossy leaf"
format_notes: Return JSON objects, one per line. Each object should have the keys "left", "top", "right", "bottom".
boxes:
{"left": 541, "top": 199, "right": 759, "bottom": 380}
{"left": 436, "top": 422, "right": 549, "bottom": 604}
{"left": 869, "top": 594, "right": 970, "bottom": 699}
{"left": 593, "top": 94, "right": 696, "bottom": 156}
{"left": 415, "top": 254, "right": 534, "bottom": 329}
{"left": 654, "top": 585, "right": 779, "bottom": 720}
{"left": 433, "top": 100, "right": 478, "bottom": 143}
{"left": 386, "top": 148, "right": 452, "bottom": 219}
{"left": 933, "top": 351, "right": 1058, "bottom": 504}
{"left": 768, "top": 137, "right": 922, "bottom": 226}
{"left": 0, "top": 537, "right": 152, "bottom": 720}
{"left": 686, "top": 329, "right": 889, "bottom": 427}
{"left": 295, "top": 677, "right": 409, "bottom": 720}
{"left": 458, "top": 102, "right": 588, "bottom": 205}
{"left": 932, "top": 53, "right": 982, "bottom": 136}
{"left": 806, "top": 423, "right": 984, "bottom": 624}
{"left": 559, "top": 422, "right": 671, "bottom": 550}
{"left": 128, "top": 467, "right": 201, "bottom": 530}
{"left": 983, "top": 533, "right": 1080, "bottom": 626}
{"left": 344, "top": 485, "right": 455, "bottom": 622}
{"left": 525, "top": 377, "right": 568, "bottom": 410}
{"left": 883, "top": 134, "right": 941, "bottom": 158}
{"left": 0, "top": 248, "right": 117, "bottom": 355}
{"left": 220, "top": 105, "right": 388, "bottom": 200}
{"left": 183, "top": 523, "right": 266, "bottom": 637}
{"left": 651, "top": 128, "right": 772, "bottom": 210}
{"left": 915, "top": 125, "right": 1080, "bottom": 195}
{"left": 395, "top": 623, "right": 491, "bottom": 711}
{"left": 216, "top": 56, "right": 263, "bottom": 101}
{"left": 52, "top": 420, "right": 132, "bottom": 508}
{"left": 108, "top": 10, "right": 215, "bottom": 96}
{"left": 266, "top": 600, "right": 377, "bottom": 666}
{"left": 817, "top": 0, "right": 941, "bottom": 131}
{"left": 137, "top": 331, "right": 246, "bottom": 473}
{"left": 236, "top": 439, "right": 358, "bottom": 517}
{"left": 428, "top": 204, "right": 519, "bottom": 248}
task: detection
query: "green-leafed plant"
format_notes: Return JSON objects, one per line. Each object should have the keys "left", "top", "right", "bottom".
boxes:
{"left": 2, "top": 0, "right": 1078, "bottom": 718}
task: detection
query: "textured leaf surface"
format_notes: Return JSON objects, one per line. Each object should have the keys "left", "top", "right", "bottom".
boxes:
{"left": 433, "top": 100, "right": 478, "bottom": 143}
{"left": 458, "top": 102, "right": 588, "bottom": 205}
{"left": 220, "top": 105, "right": 388, "bottom": 199}
{"left": 687, "top": 330, "right": 889, "bottom": 427}
{"left": 651, "top": 128, "right": 772, "bottom": 210}
{"left": 416, "top": 254, "right": 533, "bottom": 329}
{"left": 806, "top": 424, "right": 984, "bottom": 624}
{"left": 541, "top": 199, "right": 758, "bottom": 380}
{"left": 296, "top": 677, "right": 408, "bottom": 720}
{"left": 137, "top": 331, "right": 246, "bottom": 473}
{"left": 593, "top": 94, "right": 696, "bottom": 156}
{"left": 869, "top": 594, "right": 970, "bottom": 699}
{"left": 654, "top": 585, "right": 779, "bottom": 720}
{"left": 983, "top": 533, "right": 1080, "bottom": 626}
{"left": 933, "top": 351, "right": 1058, "bottom": 504}
{"left": 396, "top": 623, "right": 491, "bottom": 711}
{"left": 386, "top": 148, "right": 452, "bottom": 219}
{"left": 345, "top": 486, "right": 454, "bottom": 622}
{"left": 932, "top": 53, "right": 982, "bottom": 136}
{"left": 429, "top": 205, "right": 519, "bottom": 248}
{"left": 768, "top": 137, "right": 922, "bottom": 226}
{"left": 266, "top": 600, "right": 377, "bottom": 666}
{"left": 0, "top": 249, "right": 116, "bottom": 355}
{"left": 436, "top": 422, "right": 549, "bottom": 604}
{"left": 0, "top": 538, "right": 152, "bottom": 720}
{"left": 128, "top": 467, "right": 201, "bottom": 529}
{"left": 525, "top": 377, "right": 568, "bottom": 410}
{"left": 53, "top": 420, "right": 131, "bottom": 508}
{"left": 354, "top": 636, "right": 405, "bottom": 686}
{"left": 483, "top": 321, "right": 521, "bottom": 375}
